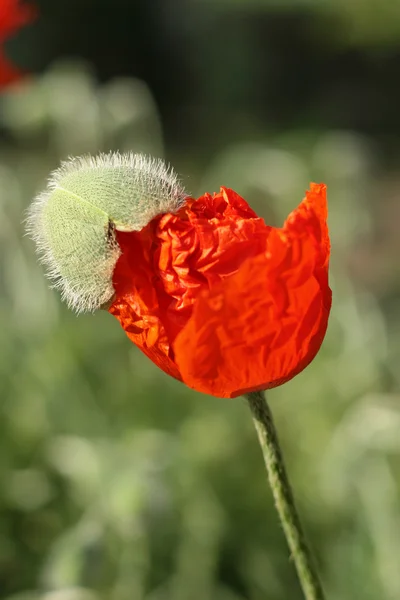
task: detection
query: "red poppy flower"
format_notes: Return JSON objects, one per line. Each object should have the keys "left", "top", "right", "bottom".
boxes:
{"left": 109, "top": 183, "right": 331, "bottom": 398}
{"left": 0, "top": 0, "right": 36, "bottom": 87}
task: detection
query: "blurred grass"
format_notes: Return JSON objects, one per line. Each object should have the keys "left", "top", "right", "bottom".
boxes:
{"left": 1, "top": 27, "right": 400, "bottom": 600}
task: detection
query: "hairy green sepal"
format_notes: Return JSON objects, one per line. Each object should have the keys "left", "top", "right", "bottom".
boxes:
{"left": 26, "top": 152, "right": 187, "bottom": 312}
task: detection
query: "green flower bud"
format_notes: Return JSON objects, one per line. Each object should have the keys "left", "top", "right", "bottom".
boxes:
{"left": 26, "top": 152, "right": 187, "bottom": 313}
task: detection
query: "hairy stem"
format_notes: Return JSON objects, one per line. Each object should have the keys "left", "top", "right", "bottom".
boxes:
{"left": 246, "top": 390, "right": 325, "bottom": 600}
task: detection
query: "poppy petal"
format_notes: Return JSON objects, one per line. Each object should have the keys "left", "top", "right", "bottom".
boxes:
{"left": 0, "top": 0, "right": 37, "bottom": 88}
{"left": 109, "top": 227, "right": 182, "bottom": 381}
{"left": 173, "top": 184, "right": 331, "bottom": 397}
{"left": 109, "top": 187, "right": 269, "bottom": 380}
{"left": 153, "top": 187, "right": 271, "bottom": 344}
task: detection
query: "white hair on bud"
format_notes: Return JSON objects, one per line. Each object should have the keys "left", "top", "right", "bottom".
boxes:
{"left": 26, "top": 152, "right": 188, "bottom": 313}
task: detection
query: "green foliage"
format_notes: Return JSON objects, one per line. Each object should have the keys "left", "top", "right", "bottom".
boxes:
{"left": 0, "top": 57, "right": 399, "bottom": 600}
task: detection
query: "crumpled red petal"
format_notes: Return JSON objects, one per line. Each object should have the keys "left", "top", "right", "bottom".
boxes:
{"left": 110, "top": 184, "right": 331, "bottom": 398}
{"left": 153, "top": 187, "right": 271, "bottom": 344}
{"left": 173, "top": 183, "right": 331, "bottom": 397}
{"left": 110, "top": 187, "right": 270, "bottom": 381}
{"left": 109, "top": 224, "right": 181, "bottom": 380}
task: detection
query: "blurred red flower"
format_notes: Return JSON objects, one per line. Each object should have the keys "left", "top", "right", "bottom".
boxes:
{"left": 0, "top": 0, "right": 36, "bottom": 87}
{"left": 109, "top": 184, "right": 331, "bottom": 398}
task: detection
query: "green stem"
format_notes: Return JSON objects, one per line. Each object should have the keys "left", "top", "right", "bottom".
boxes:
{"left": 246, "top": 390, "right": 325, "bottom": 600}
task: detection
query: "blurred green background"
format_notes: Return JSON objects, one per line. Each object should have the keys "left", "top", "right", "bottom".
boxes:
{"left": 1, "top": 1, "right": 400, "bottom": 599}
